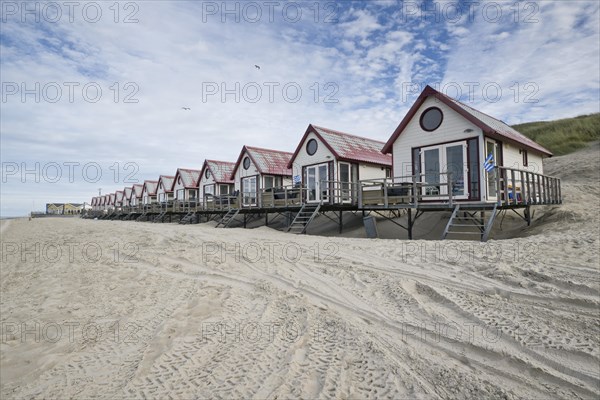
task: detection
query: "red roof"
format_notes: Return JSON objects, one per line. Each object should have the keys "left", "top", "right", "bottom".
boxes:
{"left": 382, "top": 85, "right": 552, "bottom": 156}
{"left": 142, "top": 180, "right": 158, "bottom": 196}
{"left": 288, "top": 124, "right": 391, "bottom": 168}
{"left": 173, "top": 168, "right": 201, "bottom": 189}
{"left": 231, "top": 146, "right": 293, "bottom": 178}
{"left": 157, "top": 175, "right": 175, "bottom": 193}
{"left": 131, "top": 184, "right": 143, "bottom": 199}
{"left": 200, "top": 160, "right": 235, "bottom": 184}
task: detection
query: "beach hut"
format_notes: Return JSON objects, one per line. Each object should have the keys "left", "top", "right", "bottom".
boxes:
{"left": 198, "top": 160, "right": 235, "bottom": 206}
{"left": 114, "top": 191, "right": 125, "bottom": 210}
{"left": 381, "top": 85, "right": 553, "bottom": 203}
{"left": 123, "top": 187, "right": 133, "bottom": 209}
{"left": 129, "top": 184, "right": 144, "bottom": 208}
{"left": 109, "top": 193, "right": 116, "bottom": 208}
{"left": 142, "top": 180, "right": 159, "bottom": 205}
{"left": 231, "top": 146, "right": 293, "bottom": 207}
{"left": 172, "top": 168, "right": 202, "bottom": 206}
{"left": 287, "top": 124, "right": 392, "bottom": 204}
{"left": 156, "top": 175, "right": 175, "bottom": 204}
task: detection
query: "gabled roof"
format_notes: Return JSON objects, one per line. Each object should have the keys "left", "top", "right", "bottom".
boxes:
{"left": 108, "top": 193, "right": 116, "bottom": 205}
{"left": 131, "top": 184, "right": 143, "bottom": 198}
{"left": 124, "top": 187, "right": 133, "bottom": 198}
{"left": 157, "top": 175, "right": 175, "bottom": 192}
{"left": 115, "top": 190, "right": 124, "bottom": 202}
{"left": 200, "top": 160, "right": 235, "bottom": 184}
{"left": 231, "top": 146, "right": 293, "bottom": 178}
{"left": 142, "top": 180, "right": 158, "bottom": 196}
{"left": 173, "top": 168, "right": 201, "bottom": 189}
{"left": 381, "top": 85, "right": 552, "bottom": 156}
{"left": 288, "top": 124, "right": 391, "bottom": 168}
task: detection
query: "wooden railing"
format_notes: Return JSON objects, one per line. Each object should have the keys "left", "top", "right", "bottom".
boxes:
{"left": 358, "top": 173, "right": 455, "bottom": 208}
{"left": 495, "top": 166, "right": 561, "bottom": 206}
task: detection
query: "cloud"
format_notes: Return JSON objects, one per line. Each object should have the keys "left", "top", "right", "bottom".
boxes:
{"left": 1, "top": 1, "right": 598, "bottom": 216}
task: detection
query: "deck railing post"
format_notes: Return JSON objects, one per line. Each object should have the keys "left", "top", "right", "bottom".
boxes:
{"left": 519, "top": 170, "right": 525, "bottom": 205}
{"left": 357, "top": 182, "right": 363, "bottom": 208}
{"left": 496, "top": 167, "right": 502, "bottom": 205}
{"left": 383, "top": 178, "right": 389, "bottom": 208}
{"left": 511, "top": 169, "right": 517, "bottom": 205}
{"left": 412, "top": 174, "right": 418, "bottom": 207}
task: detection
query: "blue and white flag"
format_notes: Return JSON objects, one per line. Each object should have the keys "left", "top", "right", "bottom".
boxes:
{"left": 293, "top": 175, "right": 301, "bottom": 184}
{"left": 483, "top": 153, "right": 495, "bottom": 172}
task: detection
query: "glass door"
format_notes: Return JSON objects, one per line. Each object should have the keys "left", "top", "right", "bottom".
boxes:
{"left": 421, "top": 142, "right": 468, "bottom": 200}
{"left": 306, "top": 164, "right": 329, "bottom": 203}
{"left": 485, "top": 139, "right": 498, "bottom": 200}
{"left": 339, "top": 162, "right": 352, "bottom": 203}
{"left": 242, "top": 176, "right": 257, "bottom": 206}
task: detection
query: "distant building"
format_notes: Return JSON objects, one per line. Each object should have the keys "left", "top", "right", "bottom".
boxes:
{"left": 45, "top": 203, "right": 84, "bottom": 214}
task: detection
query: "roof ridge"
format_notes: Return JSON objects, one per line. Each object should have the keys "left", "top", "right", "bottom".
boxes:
{"left": 246, "top": 145, "right": 293, "bottom": 155}
{"left": 312, "top": 124, "right": 386, "bottom": 145}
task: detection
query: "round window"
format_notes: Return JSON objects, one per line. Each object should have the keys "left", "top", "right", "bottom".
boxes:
{"left": 205, "top": 169, "right": 211, "bottom": 179}
{"left": 306, "top": 139, "right": 318, "bottom": 156}
{"left": 420, "top": 107, "right": 443, "bottom": 132}
{"left": 243, "top": 156, "right": 251, "bottom": 170}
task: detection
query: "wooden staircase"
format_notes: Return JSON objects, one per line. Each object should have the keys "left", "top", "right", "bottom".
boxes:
{"left": 136, "top": 212, "right": 148, "bottom": 222}
{"left": 153, "top": 210, "right": 168, "bottom": 223}
{"left": 287, "top": 203, "right": 321, "bottom": 234}
{"left": 442, "top": 204, "right": 498, "bottom": 242}
{"left": 215, "top": 209, "right": 240, "bottom": 228}
{"left": 179, "top": 212, "right": 197, "bottom": 225}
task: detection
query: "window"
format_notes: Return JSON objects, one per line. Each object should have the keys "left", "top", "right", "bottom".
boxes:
{"left": 419, "top": 107, "right": 443, "bottom": 132}
{"left": 243, "top": 156, "right": 251, "bottom": 170}
{"left": 205, "top": 169, "right": 211, "bottom": 179}
{"left": 306, "top": 138, "right": 318, "bottom": 156}
{"left": 522, "top": 149, "right": 528, "bottom": 166}
{"left": 385, "top": 168, "right": 392, "bottom": 178}
{"left": 220, "top": 185, "right": 230, "bottom": 195}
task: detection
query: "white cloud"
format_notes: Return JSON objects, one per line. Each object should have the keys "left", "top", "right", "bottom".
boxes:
{"left": 1, "top": 1, "right": 598, "bottom": 216}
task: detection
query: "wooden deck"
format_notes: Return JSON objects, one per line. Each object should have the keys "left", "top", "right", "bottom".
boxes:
{"left": 85, "top": 166, "right": 561, "bottom": 240}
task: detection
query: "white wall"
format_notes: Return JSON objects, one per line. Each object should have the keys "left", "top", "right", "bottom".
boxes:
{"left": 290, "top": 131, "right": 336, "bottom": 181}
{"left": 501, "top": 141, "right": 545, "bottom": 175}
{"left": 234, "top": 150, "right": 260, "bottom": 192}
{"left": 391, "top": 97, "right": 483, "bottom": 180}
{"left": 357, "top": 163, "right": 388, "bottom": 181}
{"left": 198, "top": 172, "right": 216, "bottom": 201}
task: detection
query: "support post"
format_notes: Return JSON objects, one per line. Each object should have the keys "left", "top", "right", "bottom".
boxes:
{"left": 265, "top": 212, "right": 269, "bottom": 226}
{"left": 243, "top": 213, "right": 247, "bottom": 228}
{"left": 525, "top": 205, "right": 531, "bottom": 226}
{"left": 338, "top": 211, "right": 343, "bottom": 234}
{"left": 407, "top": 208, "right": 413, "bottom": 240}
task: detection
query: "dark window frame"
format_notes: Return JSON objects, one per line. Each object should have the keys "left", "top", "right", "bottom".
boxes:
{"left": 306, "top": 138, "right": 318, "bottom": 156}
{"left": 419, "top": 107, "right": 444, "bottom": 132}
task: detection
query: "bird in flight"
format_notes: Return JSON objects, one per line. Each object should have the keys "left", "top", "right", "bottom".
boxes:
{"left": 182, "top": 107, "right": 191, "bottom": 110}
{"left": 254, "top": 65, "right": 260, "bottom": 70}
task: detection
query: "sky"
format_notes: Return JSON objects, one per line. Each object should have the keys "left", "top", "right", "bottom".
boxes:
{"left": 1, "top": 0, "right": 599, "bottom": 217}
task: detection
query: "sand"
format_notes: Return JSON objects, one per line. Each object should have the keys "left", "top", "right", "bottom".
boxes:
{"left": 1, "top": 143, "right": 599, "bottom": 399}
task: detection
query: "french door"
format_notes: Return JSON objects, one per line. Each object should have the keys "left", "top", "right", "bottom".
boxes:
{"left": 241, "top": 176, "right": 257, "bottom": 206}
{"left": 339, "top": 162, "right": 353, "bottom": 203}
{"left": 485, "top": 139, "right": 499, "bottom": 200}
{"left": 421, "top": 142, "right": 468, "bottom": 200}
{"left": 306, "top": 163, "right": 329, "bottom": 203}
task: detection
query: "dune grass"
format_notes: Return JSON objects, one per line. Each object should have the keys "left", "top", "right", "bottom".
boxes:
{"left": 512, "top": 113, "right": 600, "bottom": 156}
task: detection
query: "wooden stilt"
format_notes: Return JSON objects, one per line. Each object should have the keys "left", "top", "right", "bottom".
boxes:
{"left": 243, "top": 213, "right": 247, "bottom": 228}
{"left": 408, "top": 208, "right": 413, "bottom": 240}
{"left": 338, "top": 211, "right": 343, "bottom": 234}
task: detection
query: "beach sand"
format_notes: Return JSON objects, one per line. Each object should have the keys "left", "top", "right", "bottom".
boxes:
{"left": 1, "top": 143, "right": 599, "bottom": 399}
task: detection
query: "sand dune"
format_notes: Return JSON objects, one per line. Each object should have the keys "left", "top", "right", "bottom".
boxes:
{"left": 1, "top": 143, "right": 599, "bottom": 399}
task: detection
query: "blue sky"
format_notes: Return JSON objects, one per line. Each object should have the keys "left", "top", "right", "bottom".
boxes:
{"left": 1, "top": 0, "right": 599, "bottom": 216}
